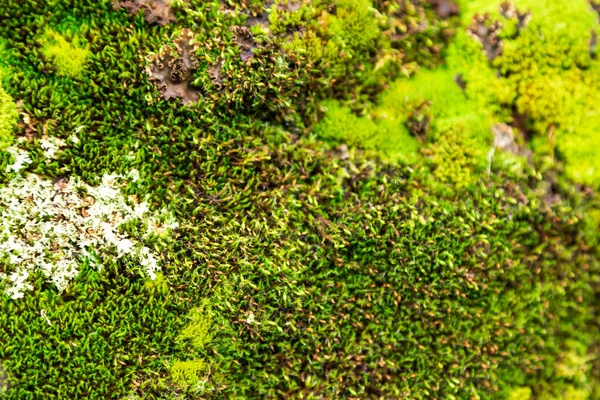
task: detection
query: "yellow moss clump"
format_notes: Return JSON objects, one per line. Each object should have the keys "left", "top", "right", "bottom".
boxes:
{"left": 179, "top": 299, "right": 214, "bottom": 351}
{"left": 448, "top": 0, "right": 600, "bottom": 186}
{"left": 169, "top": 359, "right": 206, "bottom": 387}
{"left": 38, "top": 28, "right": 89, "bottom": 78}
{"left": 507, "top": 386, "right": 532, "bottom": 400}
{"left": 313, "top": 68, "right": 494, "bottom": 188}
{"left": 0, "top": 71, "right": 18, "bottom": 151}
{"left": 169, "top": 301, "right": 215, "bottom": 389}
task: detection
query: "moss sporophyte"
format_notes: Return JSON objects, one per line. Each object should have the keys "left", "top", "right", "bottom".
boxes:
{"left": 0, "top": 0, "right": 600, "bottom": 399}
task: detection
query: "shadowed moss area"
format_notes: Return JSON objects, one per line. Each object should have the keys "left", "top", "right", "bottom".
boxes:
{"left": 0, "top": 0, "right": 600, "bottom": 399}
{"left": 0, "top": 267, "right": 186, "bottom": 398}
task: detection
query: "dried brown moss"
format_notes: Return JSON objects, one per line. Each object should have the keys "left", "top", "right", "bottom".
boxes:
{"left": 467, "top": 14, "right": 504, "bottom": 60}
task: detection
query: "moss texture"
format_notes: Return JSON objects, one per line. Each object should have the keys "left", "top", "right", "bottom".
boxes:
{"left": 448, "top": 0, "right": 600, "bottom": 186}
{"left": 0, "top": 74, "right": 17, "bottom": 150}
{"left": 38, "top": 28, "right": 90, "bottom": 78}
{"left": 0, "top": 0, "right": 600, "bottom": 399}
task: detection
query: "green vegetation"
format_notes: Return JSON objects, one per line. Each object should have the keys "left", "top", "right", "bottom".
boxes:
{"left": 38, "top": 28, "right": 90, "bottom": 78}
{"left": 169, "top": 359, "right": 206, "bottom": 388}
{"left": 0, "top": 0, "right": 600, "bottom": 399}
{"left": 314, "top": 67, "right": 498, "bottom": 189}
{"left": 450, "top": 0, "right": 600, "bottom": 186}
{"left": 0, "top": 73, "right": 17, "bottom": 150}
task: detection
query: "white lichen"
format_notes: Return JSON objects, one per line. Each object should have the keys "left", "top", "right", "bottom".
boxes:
{"left": 0, "top": 166, "right": 178, "bottom": 299}
{"left": 6, "top": 147, "right": 32, "bottom": 173}
{"left": 39, "top": 136, "right": 66, "bottom": 159}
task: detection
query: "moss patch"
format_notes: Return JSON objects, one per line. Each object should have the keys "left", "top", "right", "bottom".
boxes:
{"left": 314, "top": 67, "right": 495, "bottom": 188}
{"left": 449, "top": 0, "right": 600, "bottom": 186}
{"left": 169, "top": 359, "right": 206, "bottom": 388}
{"left": 38, "top": 28, "right": 89, "bottom": 78}
{"left": 0, "top": 73, "right": 17, "bottom": 150}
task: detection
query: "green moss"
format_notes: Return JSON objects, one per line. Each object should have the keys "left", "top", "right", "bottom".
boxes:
{"left": 422, "top": 126, "right": 485, "bottom": 188}
{"left": 377, "top": 68, "right": 494, "bottom": 141}
{"left": 281, "top": 0, "right": 389, "bottom": 102}
{"left": 169, "top": 359, "right": 206, "bottom": 388}
{"left": 179, "top": 299, "right": 214, "bottom": 352}
{"left": 507, "top": 386, "right": 532, "bottom": 400}
{"left": 314, "top": 68, "right": 493, "bottom": 186}
{"left": 0, "top": 73, "right": 17, "bottom": 151}
{"left": 446, "top": 30, "right": 515, "bottom": 118}
{"left": 1, "top": 1, "right": 600, "bottom": 399}
{"left": 38, "top": 28, "right": 89, "bottom": 78}
{"left": 448, "top": 0, "right": 600, "bottom": 186}
{"left": 143, "top": 272, "right": 169, "bottom": 296}
{"left": 281, "top": 0, "right": 455, "bottom": 108}
{"left": 327, "top": 0, "right": 381, "bottom": 55}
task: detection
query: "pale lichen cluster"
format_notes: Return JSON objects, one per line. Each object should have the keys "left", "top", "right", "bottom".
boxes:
{"left": 0, "top": 161, "right": 178, "bottom": 299}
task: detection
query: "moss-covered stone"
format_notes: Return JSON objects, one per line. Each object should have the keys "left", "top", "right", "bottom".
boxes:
{"left": 0, "top": 1, "right": 599, "bottom": 399}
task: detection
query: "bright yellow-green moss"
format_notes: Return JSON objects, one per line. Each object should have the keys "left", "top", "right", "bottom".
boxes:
{"left": 522, "top": 339, "right": 597, "bottom": 399}
{"left": 422, "top": 127, "right": 485, "bottom": 188}
{"left": 168, "top": 302, "right": 214, "bottom": 389}
{"left": 143, "top": 272, "right": 169, "bottom": 296}
{"left": 314, "top": 68, "right": 494, "bottom": 186}
{"left": 507, "top": 386, "right": 532, "bottom": 400}
{"left": 446, "top": 30, "right": 515, "bottom": 119}
{"left": 326, "top": 0, "right": 381, "bottom": 54}
{"left": 38, "top": 28, "right": 89, "bottom": 78}
{"left": 169, "top": 359, "right": 206, "bottom": 387}
{"left": 179, "top": 299, "right": 214, "bottom": 352}
{"left": 283, "top": 0, "right": 393, "bottom": 90}
{"left": 0, "top": 70, "right": 18, "bottom": 151}
{"left": 554, "top": 340, "right": 593, "bottom": 383}
{"left": 314, "top": 99, "right": 420, "bottom": 164}
{"left": 377, "top": 68, "right": 494, "bottom": 141}
{"left": 448, "top": 0, "right": 600, "bottom": 186}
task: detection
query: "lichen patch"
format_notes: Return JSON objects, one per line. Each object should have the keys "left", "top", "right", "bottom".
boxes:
{"left": 0, "top": 167, "right": 178, "bottom": 299}
{"left": 146, "top": 29, "right": 200, "bottom": 104}
{"left": 231, "top": 26, "right": 257, "bottom": 62}
{"left": 114, "top": 0, "right": 176, "bottom": 26}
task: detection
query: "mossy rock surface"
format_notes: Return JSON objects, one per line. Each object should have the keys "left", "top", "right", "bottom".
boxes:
{"left": 0, "top": 0, "right": 600, "bottom": 399}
